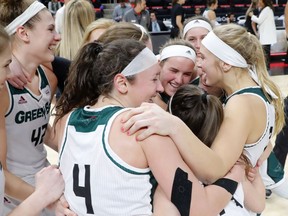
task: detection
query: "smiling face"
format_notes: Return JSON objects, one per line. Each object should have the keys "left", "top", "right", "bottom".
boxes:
{"left": 0, "top": 43, "right": 11, "bottom": 91}
{"left": 197, "top": 45, "right": 223, "bottom": 89}
{"left": 160, "top": 57, "right": 195, "bottom": 96}
{"left": 26, "top": 10, "right": 61, "bottom": 64}
{"left": 127, "top": 63, "right": 163, "bottom": 106}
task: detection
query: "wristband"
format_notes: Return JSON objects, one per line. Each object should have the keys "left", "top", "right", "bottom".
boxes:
{"left": 212, "top": 178, "right": 238, "bottom": 195}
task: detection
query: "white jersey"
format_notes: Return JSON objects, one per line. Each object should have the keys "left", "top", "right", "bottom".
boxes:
{"left": 4, "top": 66, "right": 52, "bottom": 215}
{"left": 222, "top": 86, "right": 275, "bottom": 216}
{"left": 218, "top": 184, "right": 252, "bottom": 216}
{"left": 225, "top": 86, "right": 275, "bottom": 167}
{"left": 59, "top": 106, "right": 155, "bottom": 216}
{"left": 202, "top": 9, "right": 220, "bottom": 26}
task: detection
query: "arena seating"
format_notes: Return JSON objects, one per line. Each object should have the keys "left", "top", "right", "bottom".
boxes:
{"left": 142, "top": 0, "right": 286, "bottom": 23}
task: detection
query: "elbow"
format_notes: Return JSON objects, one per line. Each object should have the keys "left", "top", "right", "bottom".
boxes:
{"left": 249, "top": 202, "right": 265, "bottom": 213}
{"left": 202, "top": 173, "right": 223, "bottom": 185}
{"left": 255, "top": 196, "right": 266, "bottom": 213}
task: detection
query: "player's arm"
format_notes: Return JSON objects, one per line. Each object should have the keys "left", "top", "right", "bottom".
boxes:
{"left": 140, "top": 134, "right": 243, "bottom": 215}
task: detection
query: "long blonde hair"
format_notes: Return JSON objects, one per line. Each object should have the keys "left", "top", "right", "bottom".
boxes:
{"left": 213, "top": 24, "right": 285, "bottom": 134}
{"left": 55, "top": 0, "right": 95, "bottom": 60}
{"left": 81, "top": 18, "right": 115, "bottom": 45}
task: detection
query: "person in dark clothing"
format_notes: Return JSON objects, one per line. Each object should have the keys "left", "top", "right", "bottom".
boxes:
{"left": 51, "top": 57, "right": 71, "bottom": 93}
{"left": 245, "top": 0, "right": 258, "bottom": 35}
{"left": 170, "top": 0, "right": 185, "bottom": 38}
{"left": 148, "top": 10, "right": 168, "bottom": 32}
{"left": 273, "top": 96, "right": 288, "bottom": 168}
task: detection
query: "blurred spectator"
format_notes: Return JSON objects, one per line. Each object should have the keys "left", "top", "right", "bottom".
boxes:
{"left": 148, "top": 10, "right": 168, "bottom": 32}
{"left": 226, "top": 12, "right": 236, "bottom": 23}
{"left": 245, "top": 0, "right": 258, "bottom": 36}
{"left": 203, "top": 0, "right": 219, "bottom": 27}
{"left": 249, "top": 0, "right": 276, "bottom": 71}
{"left": 55, "top": 0, "right": 71, "bottom": 34}
{"left": 170, "top": 0, "right": 185, "bottom": 38}
{"left": 112, "top": 0, "right": 132, "bottom": 22}
{"left": 48, "top": 0, "right": 62, "bottom": 16}
{"left": 273, "top": 96, "right": 288, "bottom": 168}
{"left": 55, "top": 0, "right": 95, "bottom": 60}
{"left": 123, "top": 0, "right": 150, "bottom": 29}
{"left": 194, "top": 7, "right": 201, "bottom": 16}
{"left": 92, "top": 0, "right": 104, "bottom": 18}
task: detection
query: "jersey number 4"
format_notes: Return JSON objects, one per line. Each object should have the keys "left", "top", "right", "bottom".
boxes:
{"left": 73, "top": 164, "right": 94, "bottom": 214}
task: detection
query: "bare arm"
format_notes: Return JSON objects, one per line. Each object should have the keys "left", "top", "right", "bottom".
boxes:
{"left": 8, "top": 166, "right": 64, "bottom": 216}
{"left": 252, "top": 21, "right": 258, "bottom": 37}
{"left": 7, "top": 58, "right": 53, "bottom": 90}
{"left": 257, "top": 141, "right": 272, "bottom": 167}
{"left": 140, "top": 133, "right": 244, "bottom": 215}
{"left": 207, "top": 10, "right": 217, "bottom": 26}
{"left": 176, "top": 15, "right": 183, "bottom": 31}
{"left": 243, "top": 169, "right": 265, "bottom": 213}
{"left": 122, "top": 97, "right": 253, "bottom": 184}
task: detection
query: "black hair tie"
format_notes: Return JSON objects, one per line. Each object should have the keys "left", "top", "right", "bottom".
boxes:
{"left": 201, "top": 92, "right": 208, "bottom": 104}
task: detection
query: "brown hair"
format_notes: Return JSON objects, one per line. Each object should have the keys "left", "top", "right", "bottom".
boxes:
{"left": 0, "top": 24, "right": 10, "bottom": 52}
{"left": 170, "top": 84, "right": 252, "bottom": 174}
{"left": 54, "top": 39, "right": 146, "bottom": 123}
{"left": 0, "top": 0, "right": 47, "bottom": 33}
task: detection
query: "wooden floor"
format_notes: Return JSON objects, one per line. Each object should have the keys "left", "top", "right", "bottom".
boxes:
{"left": 47, "top": 71, "right": 288, "bottom": 216}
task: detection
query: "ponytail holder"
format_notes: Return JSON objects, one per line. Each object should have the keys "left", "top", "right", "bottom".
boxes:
{"left": 201, "top": 92, "right": 208, "bottom": 104}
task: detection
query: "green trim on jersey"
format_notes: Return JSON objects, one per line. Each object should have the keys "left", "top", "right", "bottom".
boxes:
{"left": 67, "top": 106, "right": 151, "bottom": 175}
{"left": 224, "top": 86, "right": 269, "bottom": 105}
{"left": 68, "top": 106, "right": 122, "bottom": 132}
{"left": 267, "top": 151, "right": 285, "bottom": 183}
{"left": 190, "top": 76, "right": 200, "bottom": 86}
{"left": 102, "top": 123, "right": 151, "bottom": 175}
{"left": 5, "top": 66, "right": 50, "bottom": 117}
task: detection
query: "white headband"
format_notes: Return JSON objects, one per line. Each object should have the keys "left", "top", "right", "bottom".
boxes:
{"left": 121, "top": 47, "right": 158, "bottom": 76}
{"left": 5, "top": 1, "right": 46, "bottom": 36}
{"left": 183, "top": 19, "right": 213, "bottom": 38}
{"left": 160, "top": 45, "right": 196, "bottom": 63}
{"left": 202, "top": 31, "right": 248, "bottom": 68}
{"left": 202, "top": 31, "right": 278, "bottom": 99}
{"left": 133, "top": 23, "right": 148, "bottom": 42}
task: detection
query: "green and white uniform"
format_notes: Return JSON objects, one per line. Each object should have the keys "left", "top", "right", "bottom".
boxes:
{"left": 220, "top": 86, "right": 275, "bottom": 216}
{"left": 59, "top": 106, "right": 155, "bottom": 216}
{"left": 228, "top": 87, "right": 288, "bottom": 199}
{"left": 4, "top": 66, "right": 53, "bottom": 215}
{"left": 224, "top": 86, "right": 275, "bottom": 167}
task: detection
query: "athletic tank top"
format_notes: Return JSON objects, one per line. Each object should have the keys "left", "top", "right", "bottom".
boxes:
{"left": 5, "top": 66, "right": 51, "bottom": 183}
{"left": 202, "top": 9, "right": 210, "bottom": 19}
{"left": 224, "top": 86, "right": 275, "bottom": 167}
{"left": 218, "top": 183, "right": 252, "bottom": 216}
{"left": 59, "top": 106, "right": 154, "bottom": 216}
